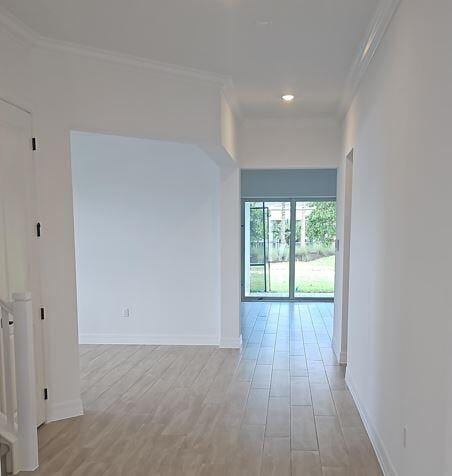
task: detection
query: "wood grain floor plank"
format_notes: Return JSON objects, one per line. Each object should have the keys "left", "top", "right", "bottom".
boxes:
{"left": 261, "top": 437, "right": 291, "bottom": 476}
{"left": 291, "top": 405, "right": 318, "bottom": 451}
{"left": 265, "top": 397, "right": 290, "bottom": 437}
{"left": 315, "top": 416, "right": 350, "bottom": 468}
{"left": 291, "top": 451, "right": 322, "bottom": 476}
{"left": 21, "top": 302, "right": 382, "bottom": 476}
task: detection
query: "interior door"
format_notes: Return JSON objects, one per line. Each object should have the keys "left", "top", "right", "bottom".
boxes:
{"left": 0, "top": 99, "right": 46, "bottom": 426}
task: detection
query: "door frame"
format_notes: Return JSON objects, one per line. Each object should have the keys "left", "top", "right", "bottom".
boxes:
{"left": 241, "top": 197, "right": 336, "bottom": 302}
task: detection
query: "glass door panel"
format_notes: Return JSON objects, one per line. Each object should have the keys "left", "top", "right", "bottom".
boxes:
{"left": 248, "top": 203, "right": 268, "bottom": 294}
{"left": 243, "top": 199, "right": 336, "bottom": 300}
{"left": 244, "top": 201, "right": 291, "bottom": 298}
{"left": 294, "top": 201, "right": 336, "bottom": 298}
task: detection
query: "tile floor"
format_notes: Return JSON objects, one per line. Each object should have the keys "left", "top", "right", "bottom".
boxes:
{"left": 21, "top": 301, "right": 382, "bottom": 475}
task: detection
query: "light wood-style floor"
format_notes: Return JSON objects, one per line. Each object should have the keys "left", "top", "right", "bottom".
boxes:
{"left": 21, "top": 302, "right": 382, "bottom": 475}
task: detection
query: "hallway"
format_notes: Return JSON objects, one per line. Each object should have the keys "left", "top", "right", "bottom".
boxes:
{"left": 22, "top": 302, "right": 381, "bottom": 475}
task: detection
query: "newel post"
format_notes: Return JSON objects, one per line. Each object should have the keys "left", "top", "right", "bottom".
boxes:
{"left": 12, "top": 292, "right": 38, "bottom": 471}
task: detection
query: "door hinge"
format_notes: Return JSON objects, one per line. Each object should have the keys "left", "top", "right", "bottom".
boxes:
{"left": 40, "top": 307, "right": 45, "bottom": 320}
{"left": 44, "top": 388, "right": 48, "bottom": 400}
{"left": 32, "top": 137, "right": 37, "bottom": 151}
{"left": 36, "top": 222, "right": 41, "bottom": 237}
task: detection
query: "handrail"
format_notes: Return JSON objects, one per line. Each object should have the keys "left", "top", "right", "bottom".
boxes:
{"left": 0, "top": 298, "right": 12, "bottom": 315}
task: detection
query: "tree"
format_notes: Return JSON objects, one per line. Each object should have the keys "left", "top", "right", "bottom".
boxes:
{"left": 249, "top": 203, "right": 266, "bottom": 263}
{"left": 306, "top": 202, "right": 336, "bottom": 246}
{"left": 250, "top": 204, "right": 264, "bottom": 242}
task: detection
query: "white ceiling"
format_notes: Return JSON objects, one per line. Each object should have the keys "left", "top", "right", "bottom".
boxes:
{"left": 0, "top": 0, "right": 380, "bottom": 119}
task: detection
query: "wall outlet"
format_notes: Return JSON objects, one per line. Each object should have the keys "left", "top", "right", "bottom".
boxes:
{"left": 121, "top": 307, "right": 130, "bottom": 318}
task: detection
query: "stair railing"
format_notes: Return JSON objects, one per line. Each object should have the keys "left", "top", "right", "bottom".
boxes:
{"left": 0, "top": 293, "right": 38, "bottom": 473}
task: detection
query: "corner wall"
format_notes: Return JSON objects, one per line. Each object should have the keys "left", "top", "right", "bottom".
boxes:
{"left": 240, "top": 117, "right": 341, "bottom": 169}
{"left": 71, "top": 132, "right": 221, "bottom": 345}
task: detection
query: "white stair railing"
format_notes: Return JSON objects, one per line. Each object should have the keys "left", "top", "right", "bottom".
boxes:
{"left": 0, "top": 293, "right": 38, "bottom": 474}
{"left": 0, "top": 298, "right": 15, "bottom": 434}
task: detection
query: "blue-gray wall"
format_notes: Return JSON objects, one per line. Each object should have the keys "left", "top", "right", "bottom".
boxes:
{"left": 241, "top": 169, "right": 337, "bottom": 199}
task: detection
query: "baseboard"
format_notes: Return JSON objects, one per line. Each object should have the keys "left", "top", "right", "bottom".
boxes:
{"left": 46, "top": 398, "right": 84, "bottom": 423}
{"left": 345, "top": 371, "right": 399, "bottom": 476}
{"left": 332, "top": 337, "right": 348, "bottom": 364}
{"left": 339, "top": 350, "right": 348, "bottom": 364}
{"left": 79, "top": 333, "right": 219, "bottom": 346}
{"left": 219, "top": 334, "right": 242, "bottom": 349}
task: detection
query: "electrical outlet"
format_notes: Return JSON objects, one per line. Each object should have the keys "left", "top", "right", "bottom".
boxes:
{"left": 121, "top": 307, "right": 130, "bottom": 318}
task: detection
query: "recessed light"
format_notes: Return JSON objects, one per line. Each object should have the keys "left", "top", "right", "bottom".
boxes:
{"left": 255, "top": 19, "right": 272, "bottom": 27}
{"left": 281, "top": 94, "right": 295, "bottom": 102}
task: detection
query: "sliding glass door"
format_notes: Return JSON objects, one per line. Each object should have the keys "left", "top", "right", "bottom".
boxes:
{"left": 294, "top": 201, "right": 336, "bottom": 298}
{"left": 244, "top": 201, "right": 291, "bottom": 298}
{"left": 243, "top": 199, "right": 336, "bottom": 300}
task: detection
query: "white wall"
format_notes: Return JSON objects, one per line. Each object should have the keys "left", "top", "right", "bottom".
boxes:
{"left": 218, "top": 165, "right": 241, "bottom": 347}
{"left": 340, "top": 1, "right": 452, "bottom": 475}
{"left": 71, "top": 132, "right": 220, "bottom": 344}
{"left": 240, "top": 117, "right": 341, "bottom": 169}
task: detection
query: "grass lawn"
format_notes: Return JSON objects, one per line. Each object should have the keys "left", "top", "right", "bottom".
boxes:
{"left": 250, "top": 255, "right": 335, "bottom": 294}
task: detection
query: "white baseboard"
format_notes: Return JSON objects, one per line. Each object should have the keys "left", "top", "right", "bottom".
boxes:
{"left": 345, "top": 371, "right": 399, "bottom": 476}
{"left": 79, "top": 333, "right": 219, "bottom": 346}
{"left": 219, "top": 334, "right": 242, "bottom": 349}
{"left": 339, "top": 350, "right": 348, "bottom": 364}
{"left": 332, "top": 337, "right": 348, "bottom": 364}
{"left": 46, "top": 398, "right": 84, "bottom": 423}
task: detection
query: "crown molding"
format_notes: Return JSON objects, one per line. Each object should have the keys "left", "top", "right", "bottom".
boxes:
{"left": 35, "top": 35, "right": 231, "bottom": 84}
{"left": 0, "top": 5, "right": 231, "bottom": 86}
{"left": 0, "top": 1, "right": 401, "bottom": 123}
{"left": 338, "top": 0, "right": 401, "bottom": 118}
{"left": 0, "top": 5, "right": 37, "bottom": 46}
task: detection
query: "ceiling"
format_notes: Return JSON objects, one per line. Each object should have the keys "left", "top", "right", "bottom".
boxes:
{"left": 0, "top": 0, "right": 380, "bottom": 119}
